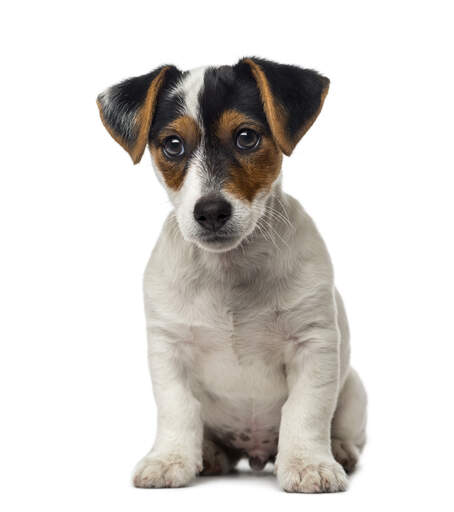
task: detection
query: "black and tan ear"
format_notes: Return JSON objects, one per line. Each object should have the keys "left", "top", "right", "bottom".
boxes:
{"left": 96, "top": 65, "right": 178, "bottom": 164}
{"left": 239, "top": 57, "right": 330, "bottom": 156}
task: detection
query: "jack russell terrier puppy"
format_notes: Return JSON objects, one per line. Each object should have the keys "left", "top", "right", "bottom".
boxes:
{"left": 97, "top": 57, "right": 367, "bottom": 493}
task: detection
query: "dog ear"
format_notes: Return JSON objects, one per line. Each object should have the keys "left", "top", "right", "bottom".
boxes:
{"left": 239, "top": 57, "right": 330, "bottom": 156}
{"left": 97, "top": 66, "right": 177, "bottom": 164}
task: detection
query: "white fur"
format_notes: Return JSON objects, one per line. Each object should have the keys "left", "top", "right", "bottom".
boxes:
{"left": 172, "top": 149, "right": 205, "bottom": 242}
{"left": 171, "top": 66, "right": 208, "bottom": 121}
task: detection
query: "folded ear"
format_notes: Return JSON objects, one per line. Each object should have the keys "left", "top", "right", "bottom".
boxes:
{"left": 97, "top": 65, "right": 178, "bottom": 164}
{"left": 240, "top": 57, "right": 330, "bottom": 156}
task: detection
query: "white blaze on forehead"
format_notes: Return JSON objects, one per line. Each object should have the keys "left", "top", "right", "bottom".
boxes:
{"left": 172, "top": 66, "right": 207, "bottom": 121}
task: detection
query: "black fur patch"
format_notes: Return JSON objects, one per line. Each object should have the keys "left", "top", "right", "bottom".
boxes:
{"left": 149, "top": 69, "right": 188, "bottom": 143}
{"left": 199, "top": 65, "right": 268, "bottom": 131}
{"left": 240, "top": 57, "right": 329, "bottom": 143}
{"left": 98, "top": 65, "right": 182, "bottom": 148}
{"left": 197, "top": 65, "right": 271, "bottom": 189}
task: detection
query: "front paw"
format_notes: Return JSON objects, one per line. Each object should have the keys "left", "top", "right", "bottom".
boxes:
{"left": 133, "top": 452, "right": 201, "bottom": 488}
{"left": 277, "top": 456, "right": 348, "bottom": 493}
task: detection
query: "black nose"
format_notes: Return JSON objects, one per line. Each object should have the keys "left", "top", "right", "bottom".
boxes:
{"left": 194, "top": 196, "right": 232, "bottom": 232}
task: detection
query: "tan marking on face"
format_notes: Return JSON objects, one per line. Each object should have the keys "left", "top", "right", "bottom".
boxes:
{"left": 216, "top": 110, "right": 259, "bottom": 141}
{"left": 150, "top": 115, "right": 200, "bottom": 190}
{"left": 97, "top": 66, "right": 170, "bottom": 164}
{"left": 163, "top": 116, "right": 200, "bottom": 148}
{"left": 217, "top": 109, "right": 282, "bottom": 202}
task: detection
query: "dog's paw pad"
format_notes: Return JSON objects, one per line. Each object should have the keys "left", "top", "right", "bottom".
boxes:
{"left": 277, "top": 457, "right": 348, "bottom": 493}
{"left": 133, "top": 453, "right": 198, "bottom": 488}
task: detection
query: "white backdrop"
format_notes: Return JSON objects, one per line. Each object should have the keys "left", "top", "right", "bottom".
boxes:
{"left": 1, "top": 1, "right": 453, "bottom": 510}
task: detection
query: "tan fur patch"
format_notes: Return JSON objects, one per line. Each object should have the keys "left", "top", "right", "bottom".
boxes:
{"left": 216, "top": 110, "right": 258, "bottom": 141}
{"left": 217, "top": 109, "right": 282, "bottom": 202}
{"left": 97, "top": 66, "right": 170, "bottom": 164}
{"left": 150, "top": 115, "right": 201, "bottom": 190}
{"left": 160, "top": 116, "right": 200, "bottom": 149}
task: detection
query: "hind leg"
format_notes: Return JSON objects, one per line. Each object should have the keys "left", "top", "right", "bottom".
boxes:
{"left": 200, "top": 438, "right": 241, "bottom": 476}
{"left": 331, "top": 368, "right": 367, "bottom": 474}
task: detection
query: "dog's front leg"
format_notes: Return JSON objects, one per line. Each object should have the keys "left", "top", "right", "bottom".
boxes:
{"left": 277, "top": 328, "right": 347, "bottom": 493}
{"left": 133, "top": 328, "right": 203, "bottom": 488}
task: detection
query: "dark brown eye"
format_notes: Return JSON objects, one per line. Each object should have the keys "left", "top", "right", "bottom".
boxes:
{"left": 235, "top": 128, "right": 260, "bottom": 151}
{"left": 162, "top": 136, "right": 185, "bottom": 159}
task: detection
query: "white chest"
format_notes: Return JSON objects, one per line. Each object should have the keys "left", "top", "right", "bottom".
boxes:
{"left": 174, "top": 288, "right": 291, "bottom": 464}
{"left": 146, "top": 262, "right": 301, "bottom": 464}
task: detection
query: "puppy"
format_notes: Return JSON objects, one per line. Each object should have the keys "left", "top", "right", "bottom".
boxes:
{"left": 97, "top": 58, "right": 367, "bottom": 493}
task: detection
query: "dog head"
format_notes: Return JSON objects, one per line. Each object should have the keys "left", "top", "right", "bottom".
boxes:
{"left": 97, "top": 58, "right": 329, "bottom": 252}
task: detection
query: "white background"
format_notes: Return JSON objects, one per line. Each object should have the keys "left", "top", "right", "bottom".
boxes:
{"left": 1, "top": 1, "right": 453, "bottom": 510}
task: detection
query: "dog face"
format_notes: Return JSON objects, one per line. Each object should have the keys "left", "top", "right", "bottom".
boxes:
{"left": 98, "top": 58, "right": 329, "bottom": 252}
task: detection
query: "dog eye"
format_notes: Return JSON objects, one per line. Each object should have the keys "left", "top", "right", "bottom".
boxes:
{"left": 162, "top": 136, "right": 185, "bottom": 159}
{"left": 235, "top": 129, "right": 260, "bottom": 151}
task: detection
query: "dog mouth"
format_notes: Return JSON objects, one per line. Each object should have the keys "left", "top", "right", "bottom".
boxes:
{"left": 195, "top": 231, "right": 241, "bottom": 251}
